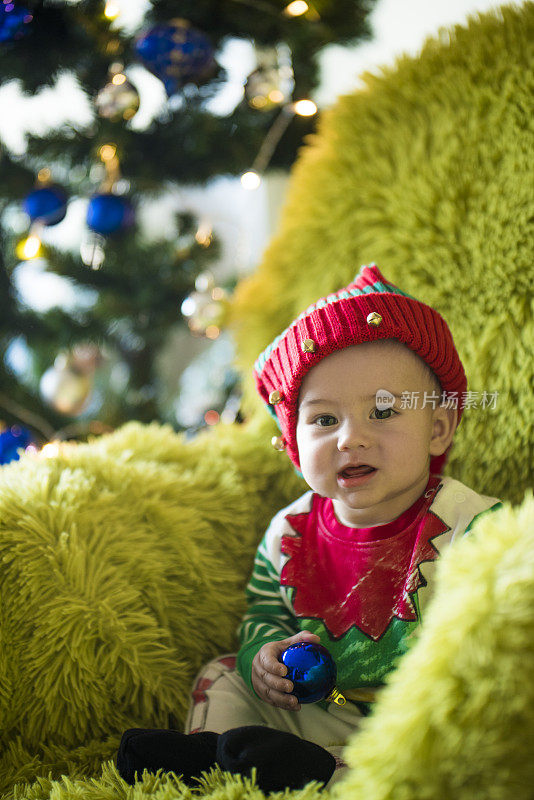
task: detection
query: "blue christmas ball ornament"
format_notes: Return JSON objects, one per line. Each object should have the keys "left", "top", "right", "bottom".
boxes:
{"left": 280, "top": 642, "right": 345, "bottom": 705}
{"left": 0, "top": 426, "right": 33, "bottom": 465}
{"left": 134, "top": 18, "right": 216, "bottom": 96}
{"left": 23, "top": 185, "right": 68, "bottom": 226}
{"left": 86, "top": 193, "right": 134, "bottom": 236}
{"left": 0, "top": 3, "right": 33, "bottom": 43}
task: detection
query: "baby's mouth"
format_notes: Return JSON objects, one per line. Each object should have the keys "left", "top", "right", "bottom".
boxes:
{"left": 339, "top": 465, "right": 376, "bottom": 479}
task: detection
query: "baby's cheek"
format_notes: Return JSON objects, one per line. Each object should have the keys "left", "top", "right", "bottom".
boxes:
{"left": 295, "top": 428, "right": 312, "bottom": 457}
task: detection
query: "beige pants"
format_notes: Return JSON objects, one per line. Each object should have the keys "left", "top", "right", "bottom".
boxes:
{"left": 185, "top": 654, "right": 364, "bottom": 787}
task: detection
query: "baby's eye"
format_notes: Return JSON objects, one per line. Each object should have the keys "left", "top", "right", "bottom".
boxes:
{"left": 314, "top": 414, "right": 338, "bottom": 427}
{"left": 370, "top": 407, "right": 396, "bottom": 420}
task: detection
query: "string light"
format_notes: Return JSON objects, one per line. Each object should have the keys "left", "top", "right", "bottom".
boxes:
{"left": 240, "top": 29, "right": 319, "bottom": 190}
{"left": 284, "top": 1, "right": 309, "bottom": 17}
{"left": 99, "top": 143, "right": 117, "bottom": 162}
{"left": 97, "top": 143, "right": 121, "bottom": 193}
{"left": 205, "top": 325, "right": 220, "bottom": 340}
{"left": 195, "top": 223, "right": 213, "bottom": 247}
{"left": 293, "top": 99, "right": 317, "bottom": 116}
{"left": 195, "top": 272, "right": 214, "bottom": 292}
{"left": 249, "top": 95, "right": 268, "bottom": 110}
{"left": 36, "top": 167, "right": 51, "bottom": 184}
{"left": 111, "top": 73, "right": 127, "bottom": 86}
{"left": 104, "top": 1, "right": 120, "bottom": 20}
{"left": 41, "top": 442, "right": 61, "bottom": 459}
{"left": 181, "top": 297, "right": 196, "bottom": 317}
{"left": 242, "top": 101, "right": 304, "bottom": 186}
{"left": 268, "top": 89, "right": 284, "bottom": 104}
{"left": 15, "top": 233, "right": 43, "bottom": 260}
{"left": 241, "top": 170, "right": 261, "bottom": 190}
{"left": 211, "top": 287, "right": 226, "bottom": 301}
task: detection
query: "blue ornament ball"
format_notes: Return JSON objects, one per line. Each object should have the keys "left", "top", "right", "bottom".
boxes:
{"left": 0, "top": 426, "right": 33, "bottom": 465}
{"left": 0, "top": 3, "right": 33, "bottom": 43}
{"left": 86, "top": 193, "right": 134, "bottom": 236}
{"left": 23, "top": 185, "right": 68, "bottom": 226}
{"left": 280, "top": 642, "right": 337, "bottom": 704}
{"left": 134, "top": 17, "right": 215, "bottom": 96}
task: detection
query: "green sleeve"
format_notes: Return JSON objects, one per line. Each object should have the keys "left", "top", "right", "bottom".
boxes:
{"left": 236, "top": 542, "right": 300, "bottom": 694}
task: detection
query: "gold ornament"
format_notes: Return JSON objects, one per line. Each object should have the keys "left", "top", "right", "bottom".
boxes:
{"left": 271, "top": 436, "right": 286, "bottom": 451}
{"left": 366, "top": 311, "right": 383, "bottom": 327}
{"left": 269, "top": 389, "right": 283, "bottom": 404}
{"left": 181, "top": 277, "right": 227, "bottom": 338}
{"left": 95, "top": 76, "right": 140, "bottom": 122}
{"left": 39, "top": 344, "right": 102, "bottom": 416}
{"left": 39, "top": 356, "right": 92, "bottom": 416}
{"left": 245, "top": 44, "right": 294, "bottom": 111}
{"left": 302, "top": 338, "right": 317, "bottom": 353}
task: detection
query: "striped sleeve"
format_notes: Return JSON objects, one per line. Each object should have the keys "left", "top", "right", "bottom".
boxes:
{"left": 236, "top": 534, "right": 300, "bottom": 694}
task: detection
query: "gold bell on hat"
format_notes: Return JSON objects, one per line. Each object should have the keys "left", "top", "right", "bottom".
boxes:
{"left": 271, "top": 436, "right": 286, "bottom": 451}
{"left": 302, "top": 338, "right": 317, "bottom": 353}
{"left": 366, "top": 311, "right": 382, "bottom": 327}
{"left": 269, "top": 390, "right": 284, "bottom": 405}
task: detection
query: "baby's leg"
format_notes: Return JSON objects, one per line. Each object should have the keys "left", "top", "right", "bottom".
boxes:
{"left": 186, "top": 654, "right": 271, "bottom": 734}
{"left": 186, "top": 654, "right": 365, "bottom": 786}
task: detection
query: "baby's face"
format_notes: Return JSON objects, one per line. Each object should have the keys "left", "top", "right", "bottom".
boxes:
{"left": 296, "top": 341, "right": 454, "bottom": 527}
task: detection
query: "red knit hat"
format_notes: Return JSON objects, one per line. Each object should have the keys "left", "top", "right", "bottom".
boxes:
{"left": 254, "top": 264, "right": 467, "bottom": 476}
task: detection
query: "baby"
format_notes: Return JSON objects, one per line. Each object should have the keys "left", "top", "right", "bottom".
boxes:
{"left": 117, "top": 264, "right": 501, "bottom": 791}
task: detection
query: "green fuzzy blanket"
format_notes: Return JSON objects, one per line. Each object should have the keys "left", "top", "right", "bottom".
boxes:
{"left": 1, "top": 422, "right": 532, "bottom": 799}
{"left": 0, "top": 420, "right": 304, "bottom": 793}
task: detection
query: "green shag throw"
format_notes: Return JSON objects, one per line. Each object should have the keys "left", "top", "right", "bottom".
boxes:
{"left": 0, "top": 420, "right": 304, "bottom": 796}
{"left": 3, "top": 492, "right": 533, "bottom": 800}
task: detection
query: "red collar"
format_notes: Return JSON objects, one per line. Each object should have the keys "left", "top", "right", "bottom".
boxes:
{"left": 281, "top": 476, "right": 447, "bottom": 640}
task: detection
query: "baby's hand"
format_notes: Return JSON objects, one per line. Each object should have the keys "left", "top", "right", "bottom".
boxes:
{"left": 251, "top": 630, "right": 321, "bottom": 711}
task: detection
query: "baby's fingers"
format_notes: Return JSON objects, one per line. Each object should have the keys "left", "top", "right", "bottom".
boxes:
{"left": 258, "top": 644, "right": 289, "bottom": 677}
{"left": 255, "top": 663, "right": 294, "bottom": 696}
{"left": 260, "top": 682, "right": 300, "bottom": 711}
{"left": 264, "top": 689, "right": 300, "bottom": 711}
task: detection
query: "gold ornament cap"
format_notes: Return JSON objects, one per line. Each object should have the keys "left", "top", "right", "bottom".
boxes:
{"left": 271, "top": 435, "right": 286, "bottom": 451}
{"left": 366, "top": 311, "right": 383, "bottom": 327}
{"left": 302, "top": 338, "right": 317, "bottom": 353}
{"left": 325, "top": 687, "right": 346, "bottom": 706}
{"left": 269, "top": 389, "right": 284, "bottom": 404}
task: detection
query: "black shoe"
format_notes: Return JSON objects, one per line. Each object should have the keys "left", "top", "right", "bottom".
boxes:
{"left": 216, "top": 725, "right": 336, "bottom": 792}
{"left": 117, "top": 728, "right": 219, "bottom": 785}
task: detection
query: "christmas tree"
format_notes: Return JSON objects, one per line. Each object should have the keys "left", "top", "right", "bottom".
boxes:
{"left": 0, "top": 0, "right": 374, "bottom": 456}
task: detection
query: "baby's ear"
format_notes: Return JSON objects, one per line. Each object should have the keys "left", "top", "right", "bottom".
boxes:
{"left": 429, "top": 404, "right": 458, "bottom": 457}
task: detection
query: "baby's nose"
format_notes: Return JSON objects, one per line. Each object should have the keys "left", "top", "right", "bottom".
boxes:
{"left": 336, "top": 420, "right": 371, "bottom": 451}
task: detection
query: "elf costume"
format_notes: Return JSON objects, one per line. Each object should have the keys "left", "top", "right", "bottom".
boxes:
{"left": 236, "top": 474, "right": 501, "bottom": 710}
{"left": 185, "top": 476, "right": 500, "bottom": 768}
